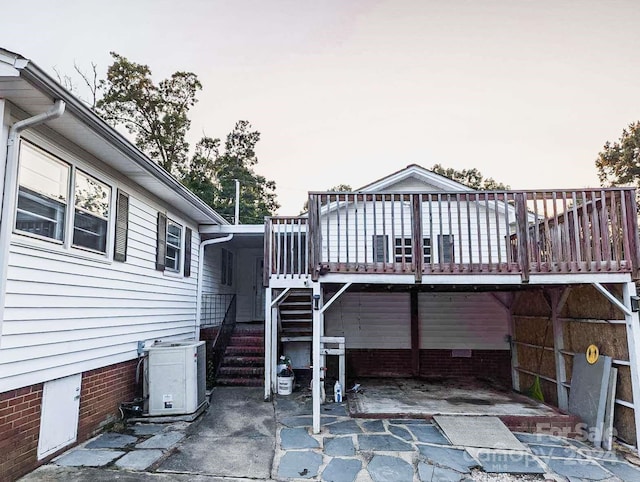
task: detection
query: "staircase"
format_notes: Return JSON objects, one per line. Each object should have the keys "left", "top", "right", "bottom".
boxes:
{"left": 216, "top": 324, "right": 264, "bottom": 387}
{"left": 279, "top": 289, "right": 313, "bottom": 339}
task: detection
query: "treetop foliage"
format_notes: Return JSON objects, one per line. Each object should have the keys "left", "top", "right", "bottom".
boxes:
{"left": 430, "top": 164, "right": 510, "bottom": 190}
{"left": 596, "top": 121, "right": 640, "bottom": 188}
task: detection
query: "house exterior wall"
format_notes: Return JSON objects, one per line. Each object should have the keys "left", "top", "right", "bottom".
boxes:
{"left": 0, "top": 359, "right": 137, "bottom": 481}
{"left": 235, "top": 248, "right": 263, "bottom": 322}
{"left": 320, "top": 199, "right": 512, "bottom": 266}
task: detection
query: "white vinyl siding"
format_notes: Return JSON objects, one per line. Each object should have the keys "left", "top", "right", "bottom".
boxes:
{"left": 324, "top": 292, "right": 411, "bottom": 349}
{"left": 1, "top": 193, "right": 201, "bottom": 393}
{"left": 320, "top": 198, "right": 513, "bottom": 266}
{"left": 324, "top": 292, "right": 509, "bottom": 352}
{"left": 419, "top": 292, "right": 509, "bottom": 349}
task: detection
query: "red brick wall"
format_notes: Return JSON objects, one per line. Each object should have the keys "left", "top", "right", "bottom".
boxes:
{"left": 344, "top": 349, "right": 512, "bottom": 386}
{"left": 0, "top": 384, "right": 43, "bottom": 482}
{"left": 0, "top": 359, "right": 138, "bottom": 481}
{"left": 78, "top": 360, "right": 138, "bottom": 441}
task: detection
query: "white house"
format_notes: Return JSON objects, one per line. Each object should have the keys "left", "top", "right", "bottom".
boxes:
{"left": 0, "top": 48, "right": 229, "bottom": 480}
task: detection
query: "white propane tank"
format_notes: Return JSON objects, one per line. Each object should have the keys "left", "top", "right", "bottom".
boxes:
{"left": 334, "top": 380, "right": 342, "bottom": 403}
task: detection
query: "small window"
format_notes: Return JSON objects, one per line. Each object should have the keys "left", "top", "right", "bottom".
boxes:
{"left": 373, "top": 235, "right": 388, "bottom": 263}
{"left": 395, "top": 237, "right": 431, "bottom": 264}
{"left": 73, "top": 171, "right": 111, "bottom": 253}
{"left": 15, "top": 143, "right": 69, "bottom": 242}
{"left": 221, "top": 248, "right": 233, "bottom": 286}
{"left": 165, "top": 220, "right": 182, "bottom": 272}
{"left": 438, "top": 234, "right": 455, "bottom": 263}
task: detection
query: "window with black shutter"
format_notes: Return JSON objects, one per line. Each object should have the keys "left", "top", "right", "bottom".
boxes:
{"left": 184, "top": 227, "right": 192, "bottom": 277}
{"left": 113, "top": 190, "right": 129, "bottom": 262}
{"left": 156, "top": 212, "right": 167, "bottom": 271}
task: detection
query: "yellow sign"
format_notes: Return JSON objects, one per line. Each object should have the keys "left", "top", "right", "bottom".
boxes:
{"left": 586, "top": 345, "right": 600, "bottom": 365}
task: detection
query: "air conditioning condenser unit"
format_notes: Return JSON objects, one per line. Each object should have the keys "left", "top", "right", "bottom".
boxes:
{"left": 144, "top": 340, "right": 206, "bottom": 416}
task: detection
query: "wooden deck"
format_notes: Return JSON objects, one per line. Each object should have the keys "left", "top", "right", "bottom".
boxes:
{"left": 265, "top": 188, "right": 640, "bottom": 284}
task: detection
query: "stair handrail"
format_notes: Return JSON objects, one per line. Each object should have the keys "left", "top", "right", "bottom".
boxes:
{"left": 207, "top": 294, "right": 237, "bottom": 387}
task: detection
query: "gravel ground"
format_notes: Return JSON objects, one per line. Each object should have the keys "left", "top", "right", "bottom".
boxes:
{"left": 467, "top": 470, "right": 550, "bottom": 481}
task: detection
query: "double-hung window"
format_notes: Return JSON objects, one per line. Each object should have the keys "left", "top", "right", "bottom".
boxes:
{"left": 16, "top": 144, "right": 69, "bottom": 242}
{"left": 15, "top": 142, "right": 113, "bottom": 255}
{"left": 165, "top": 220, "right": 182, "bottom": 272}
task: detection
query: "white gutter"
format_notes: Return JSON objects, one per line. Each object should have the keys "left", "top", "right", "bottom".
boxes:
{"left": 195, "top": 234, "right": 234, "bottom": 340}
{"left": 0, "top": 100, "right": 66, "bottom": 341}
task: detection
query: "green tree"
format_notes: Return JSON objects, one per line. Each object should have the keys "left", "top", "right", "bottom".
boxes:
{"left": 595, "top": 121, "right": 640, "bottom": 188}
{"left": 212, "top": 121, "right": 279, "bottom": 223}
{"left": 97, "top": 52, "right": 202, "bottom": 176}
{"left": 430, "top": 164, "right": 510, "bottom": 190}
{"left": 301, "top": 184, "right": 352, "bottom": 212}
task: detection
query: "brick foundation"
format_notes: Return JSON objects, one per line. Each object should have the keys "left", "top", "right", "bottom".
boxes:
{"left": 0, "top": 359, "right": 138, "bottom": 481}
{"left": 344, "top": 349, "right": 512, "bottom": 386}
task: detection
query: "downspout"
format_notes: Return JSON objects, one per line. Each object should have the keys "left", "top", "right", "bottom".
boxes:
{"left": 0, "top": 100, "right": 66, "bottom": 339}
{"left": 195, "top": 234, "right": 233, "bottom": 340}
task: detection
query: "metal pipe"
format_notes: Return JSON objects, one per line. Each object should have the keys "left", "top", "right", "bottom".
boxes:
{"left": 0, "top": 100, "right": 66, "bottom": 332}
{"left": 235, "top": 179, "right": 240, "bottom": 225}
{"left": 195, "top": 234, "right": 233, "bottom": 340}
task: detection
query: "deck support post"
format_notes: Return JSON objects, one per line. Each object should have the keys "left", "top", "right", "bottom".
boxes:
{"left": 550, "top": 287, "right": 570, "bottom": 411}
{"left": 264, "top": 287, "right": 272, "bottom": 401}
{"left": 623, "top": 281, "right": 640, "bottom": 455}
{"left": 508, "top": 293, "right": 520, "bottom": 392}
{"left": 312, "top": 281, "right": 323, "bottom": 434}
{"left": 271, "top": 301, "right": 279, "bottom": 394}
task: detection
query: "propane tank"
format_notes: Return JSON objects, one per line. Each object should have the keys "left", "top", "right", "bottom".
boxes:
{"left": 334, "top": 380, "right": 342, "bottom": 403}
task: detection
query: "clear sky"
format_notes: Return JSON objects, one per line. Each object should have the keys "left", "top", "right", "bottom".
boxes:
{"left": 2, "top": 0, "right": 640, "bottom": 214}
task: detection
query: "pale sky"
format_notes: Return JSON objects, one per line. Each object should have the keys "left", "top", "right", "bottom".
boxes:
{"left": 2, "top": 0, "right": 640, "bottom": 214}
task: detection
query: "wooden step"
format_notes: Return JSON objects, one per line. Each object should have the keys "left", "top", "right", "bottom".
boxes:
{"left": 222, "top": 356, "right": 264, "bottom": 367}
{"left": 218, "top": 366, "right": 264, "bottom": 376}
{"left": 216, "top": 377, "right": 263, "bottom": 387}
{"left": 229, "top": 335, "right": 264, "bottom": 346}
{"left": 226, "top": 345, "right": 265, "bottom": 355}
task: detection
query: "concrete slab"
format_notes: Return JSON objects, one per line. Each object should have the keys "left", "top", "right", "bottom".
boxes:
{"left": 55, "top": 449, "right": 125, "bottom": 467}
{"left": 277, "top": 397, "right": 313, "bottom": 416}
{"left": 361, "top": 420, "right": 385, "bottom": 433}
{"left": 196, "top": 387, "right": 275, "bottom": 438}
{"left": 349, "top": 378, "right": 557, "bottom": 417}
{"left": 472, "top": 449, "right": 546, "bottom": 474}
{"left": 367, "top": 455, "right": 413, "bottom": 482}
{"left": 327, "top": 420, "right": 362, "bottom": 435}
{"left": 85, "top": 433, "right": 138, "bottom": 449}
{"left": 115, "top": 449, "right": 164, "bottom": 470}
{"left": 280, "top": 427, "right": 320, "bottom": 449}
{"left": 528, "top": 443, "right": 585, "bottom": 459}
{"left": 321, "top": 458, "right": 362, "bottom": 482}
{"left": 277, "top": 451, "right": 322, "bottom": 479}
{"left": 129, "top": 424, "right": 165, "bottom": 436}
{"left": 324, "top": 437, "right": 356, "bottom": 456}
{"left": 408, "top": 425, "right": 450, "bottom": 445}
{"left": 136, "top": 431, "right": 184, "bottom": 449}
{"left": 417, "top": 445, "right": 477, "bottom": 473}
{"left": 418, "top": 462, "right": 466, "bottom": 482}
{"left": 545, "top": 458, "right": 612, "bottom": 480}
{"left": 157, "top": 433, "right": 274, "bottom": 479}
{"left": 280, "top": 415, "right": 337, "bottom": 427}
{"left": 389, "top": 418, "right": 431, "bottom": 425}
{"left": 434, "top": 415, "right": 525, "bottom": 450}
{"left": 568, "top": 354, "right": 612, "bottom": 449}
{"left": 388, "top": 425, "right": 413, "bottom": 441}
{"left": 600, "top": 460, "right": 640, "bottom": 480}
{"left": 358, "top": 434, "right": 414, "bottom": 451}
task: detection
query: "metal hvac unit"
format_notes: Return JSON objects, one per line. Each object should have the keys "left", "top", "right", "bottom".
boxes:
{"left": 144, "top": 341, "right": 206, "bottom": 416}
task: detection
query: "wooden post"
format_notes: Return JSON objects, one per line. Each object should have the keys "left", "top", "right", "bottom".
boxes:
{"left": 623, "top": 281, "right": 640, "bottom": 455}
{"left": 509, "top": 293, "right": 520, "bottom": 392}
{"left": 551, "top": 288, "right": 570, "bottom": 411}
{"left": 411, "top": 288, "right": 420, "bottom": 376}
{"left": 625, "top": 190, "right": 640, "bottom": 280}
{"left": 312, "top": 282, "right": 322, "bottom": 434}
{"left": 264, "top": 287, "right": 272, "bottom": 401}
{"left": 308, "top": 194, "right": 321, "bottom": 281}
{"left": 263, "top": 220, "right": 271, "bottom": 287}
{"left": 412, "top": 194, "right": 423, "bottom": 283}
{"left": 515, "top": 193, "right": 530, "bottom": 283}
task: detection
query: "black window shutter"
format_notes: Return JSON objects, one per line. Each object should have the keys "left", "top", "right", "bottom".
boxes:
{"left": 156, "top": 212, "right": 167, "bottom": 271}
{"left": 184, "top": 227, "right": 192, "bottom": 277}
{"left": 113, "top": 190, "right": 129, "bottom": 262}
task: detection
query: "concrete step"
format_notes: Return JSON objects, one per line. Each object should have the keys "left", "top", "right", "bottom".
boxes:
{"left": 218, "top": 366, "right": 265, "bottom": 376}
{"left": 216, "top": 377, "right": 263, "bottom": 387}
{"left": 222, "top": 356, "right": 264, "bottom": 367}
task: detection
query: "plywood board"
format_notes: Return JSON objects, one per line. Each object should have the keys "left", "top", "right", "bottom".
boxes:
{"left": 603, "top": 367, "right": 618, "bottom": 451}
{"left": 568, "top": 354, "right": 612, "bottom": 448}
{"left": 433, "top": 415, "right": 526, "bottom": 450}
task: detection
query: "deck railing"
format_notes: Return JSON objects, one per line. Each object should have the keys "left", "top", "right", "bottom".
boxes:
{"left": 265, "top": 188, "right": 640, "bottom": 282}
